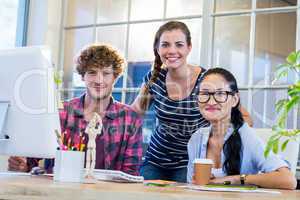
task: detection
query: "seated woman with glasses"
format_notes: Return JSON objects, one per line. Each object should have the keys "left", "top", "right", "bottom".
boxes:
{"left": 187, "top": 68, "right": 297, "bottom": 189}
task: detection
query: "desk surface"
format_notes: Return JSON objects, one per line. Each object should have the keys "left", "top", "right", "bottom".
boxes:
{"left": 0, "top": 175, "right": 299, "bottom": 200}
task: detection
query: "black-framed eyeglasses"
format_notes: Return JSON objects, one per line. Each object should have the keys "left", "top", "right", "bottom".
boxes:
{"left": 198, "top": 91, "right": 235, "bottom": 103}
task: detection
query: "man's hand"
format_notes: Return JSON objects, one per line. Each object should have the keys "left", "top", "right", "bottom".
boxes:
{"left": 8, "top": 156, "right": 28, "bottom": 172}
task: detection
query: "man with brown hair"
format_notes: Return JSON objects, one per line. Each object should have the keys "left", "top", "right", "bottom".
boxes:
{"left": 8, "top": 44, "right": 143, "bottom": 176}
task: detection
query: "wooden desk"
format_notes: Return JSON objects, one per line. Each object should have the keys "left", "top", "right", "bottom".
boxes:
{"left": 0, "top": 176, "right": 299, "bottom": 200}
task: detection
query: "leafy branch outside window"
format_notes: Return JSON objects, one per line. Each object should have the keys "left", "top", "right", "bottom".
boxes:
{"left": 264, "top": 51, "right": 300, "bottom": 157}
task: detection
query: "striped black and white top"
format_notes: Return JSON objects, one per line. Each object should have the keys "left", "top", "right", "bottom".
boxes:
{"left": 144, "top": 68, "right": 209, "bottom": 169}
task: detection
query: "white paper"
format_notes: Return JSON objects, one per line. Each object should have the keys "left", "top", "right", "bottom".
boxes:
{"left": 183, "top": 185, "right": 281, "bottom": 194}
{"left": 0, "top": 172, "right": 31, "bottom": 177}
{"left": 82, "top": 169, "right": 144, "bottom": 183}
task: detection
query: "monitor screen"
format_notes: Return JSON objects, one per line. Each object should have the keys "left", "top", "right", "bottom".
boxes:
{"left": 0, "top": 46, "right": 60, "bottom": 158}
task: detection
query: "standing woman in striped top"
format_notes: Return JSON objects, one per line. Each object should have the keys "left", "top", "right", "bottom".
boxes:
{"left": 131, "top": 21, "right": 252, "bottom": 182}
{"left": 131, "top": 21, "right": 208, "bottom": 182}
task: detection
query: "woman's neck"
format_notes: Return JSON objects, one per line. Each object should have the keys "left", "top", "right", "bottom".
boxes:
{"left": 167, "top": 64, "right": 192, "bottom": 81}
{"left": 210, "top": 118, "right": 231, "bottom": 139}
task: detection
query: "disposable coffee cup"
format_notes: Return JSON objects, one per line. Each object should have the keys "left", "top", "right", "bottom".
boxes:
{"left": 193, "top": 158, "right": 213, "bottom": 185}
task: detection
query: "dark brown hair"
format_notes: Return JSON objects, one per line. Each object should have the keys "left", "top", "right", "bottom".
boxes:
{"left": 75, "top": 43, "right": 125, "bottom": 78}
{"left": 140, "top": 21, "right": 192, "bottom": 110}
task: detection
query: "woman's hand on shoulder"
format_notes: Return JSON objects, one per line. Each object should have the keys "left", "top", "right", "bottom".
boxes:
{"left": 131, "top": 85, "right": 151, "bottom": 115}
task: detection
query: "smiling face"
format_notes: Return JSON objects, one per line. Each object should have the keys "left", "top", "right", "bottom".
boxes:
{"left": 198, "top": 74, "right": 239, "bottom": 123}
{"left": 83, "top": 66, "right": 116, "bottom": 101}
{"left": 157, "top": 29, "right": 191, "bottom": 70}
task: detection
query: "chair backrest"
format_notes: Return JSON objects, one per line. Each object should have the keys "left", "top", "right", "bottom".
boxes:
{"left": 255, "top": 128, "right": 300, "bottom": 174}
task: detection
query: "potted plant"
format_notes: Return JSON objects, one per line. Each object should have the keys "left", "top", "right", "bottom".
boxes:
{"left": 264, "top": 51, "right": 300, "bottom": 157}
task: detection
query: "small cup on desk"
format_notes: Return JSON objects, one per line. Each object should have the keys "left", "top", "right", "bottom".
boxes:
{"left": 193, "top": 158, "right": 213, "bottom": 185}
{"left": 54, "top": 150, "right": 84, "bottom": 183}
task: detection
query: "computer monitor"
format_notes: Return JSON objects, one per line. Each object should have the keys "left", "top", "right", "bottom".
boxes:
{"left": 0, "top": 46, "right": 60, "bottom": 158}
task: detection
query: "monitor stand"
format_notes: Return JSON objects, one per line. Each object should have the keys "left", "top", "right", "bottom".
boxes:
{"left": 0, "top": 101, "right": 10, "bottom": 141}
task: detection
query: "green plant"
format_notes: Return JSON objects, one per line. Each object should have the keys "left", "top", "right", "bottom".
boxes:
{"left": 264, "top": 51, "right": 300, "bottom": 157}
{"left": 53, "top": 69, "right": 64, "bottom": 109}
{"left": 54, "top": 69, "right": 63, "bottom": 88}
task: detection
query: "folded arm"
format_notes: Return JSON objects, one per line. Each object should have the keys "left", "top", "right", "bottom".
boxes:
{"left": 209, "top": 167, "right": 297, "bottom": 190}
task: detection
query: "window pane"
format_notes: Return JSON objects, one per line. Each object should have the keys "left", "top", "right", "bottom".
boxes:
{"left": 112, "top": 92, "right": 122, "bottom": 102}
{"left": 254, "top": 12, "right": 296, "bottom": 86}
{"left": 97, "top": 0, "right": 128, "bottom": 23}
{"left": 65, "top": 0, "right": 96, "bottom": 26}
{"left": 252, "top": 89, "right": 287, "bottom": 128}
{"left": 265, "top": 89, "right": 287, "bottom": 128}
{"left": 115, "top": 76, "right": 123, "bottom": 88}
{"left": 181, "top": 19, "right": 202, "bottom": 65}
{"left": 0, "top": 0, "right": 19, "bottom": 48}
{"left": 128, "top": 22, "right": 162, "bottom": 62}
{"left": 96, "top": 25, "right": 127, "bottom": 56}
{"left": 214, "top": 0, "right": 251, "bottom": 12}
{"left": 252, "top": 89, "right": 265, "bottom": 128}
{"left": 64, "top": 28, "right": 94, "bottom": 88}
{"left": 166, "top": 0, "right": 203, "bottom": 18}
{"left": 257, "top": 0, "right": 297, "bottom": 8}
{"left": 72, "top": 87, "right": 85, "bottom": 98}
{"left": 213, "top": 15, "right": 250, "bottom": 86}
{"left": 239, "top": 89, "right": 248, "bottom": 108}
{"left": 130, "top": 0, "right": 164, "bottom": 21}
{"left": 127, "top": 62, "right": 152, "bottom": 88}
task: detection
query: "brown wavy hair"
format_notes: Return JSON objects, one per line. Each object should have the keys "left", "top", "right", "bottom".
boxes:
{"left": 140, "top": 21, "right": 192, "bottom": 110}
{"left": 75, "top": 43, "right": 125, "bottom": 78}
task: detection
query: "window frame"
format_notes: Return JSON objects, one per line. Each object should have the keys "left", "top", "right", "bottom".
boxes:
{"left": 59, "top": 0, "right": 299, "bottom": 129}
{"left": 57, "top": 0, "right": 300, "bottom": 169}
{"left": 15, "top": 0, "right": 30, "bottom": 47}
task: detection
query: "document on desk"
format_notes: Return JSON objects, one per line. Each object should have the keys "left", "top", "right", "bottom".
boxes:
{"left": 0, "top": 172, "right": 31, "bottom": 177}
{"left": 184, "top": 185, "right": 281, "bottom": 194}
{"left": 82, "top": 169, "right": 144, "bottom": 183}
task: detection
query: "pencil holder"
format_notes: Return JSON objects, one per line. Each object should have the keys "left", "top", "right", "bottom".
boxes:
{"left": 53, "top": 150, "right": 84, "bottom": 183}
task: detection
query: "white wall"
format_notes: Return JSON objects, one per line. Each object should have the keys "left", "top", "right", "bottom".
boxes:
{"left": 26, "top": 0, "right": 62, "bottom": 68}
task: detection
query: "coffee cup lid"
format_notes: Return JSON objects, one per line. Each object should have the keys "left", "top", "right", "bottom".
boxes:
{"left": 193, "top": 158, "right": 213, "bottom": 164}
